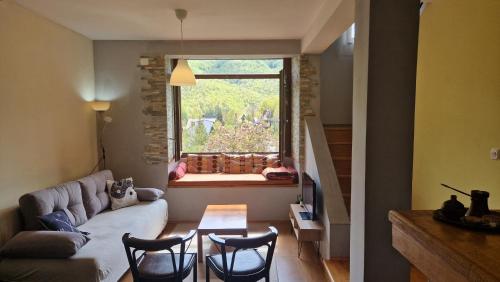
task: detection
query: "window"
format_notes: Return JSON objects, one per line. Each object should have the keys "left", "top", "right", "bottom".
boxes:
{"left": 172, "top": 59, "right": 291, "bottom": 159}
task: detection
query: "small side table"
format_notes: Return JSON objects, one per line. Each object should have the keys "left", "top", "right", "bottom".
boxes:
{"left": 289, "top": 204, "right": 323, "bottom": 257}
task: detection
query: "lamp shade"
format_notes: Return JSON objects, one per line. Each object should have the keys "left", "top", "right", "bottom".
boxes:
{"left": 90, "top": 101, "right": 111, "bottom": 111}
{"left": 170, "top": 59, "right": 196, "bottom": 86}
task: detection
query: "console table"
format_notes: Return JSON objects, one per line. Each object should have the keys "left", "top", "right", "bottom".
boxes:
{"left": 289, "top": 204, "right": 323, "bottom": 257}
{"left": 389, "top": 210, "right": 500, "bottom": 282}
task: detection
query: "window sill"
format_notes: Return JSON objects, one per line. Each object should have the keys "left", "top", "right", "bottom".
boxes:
{"left": 168, "top": 173, "right": 297, "bottom": 188}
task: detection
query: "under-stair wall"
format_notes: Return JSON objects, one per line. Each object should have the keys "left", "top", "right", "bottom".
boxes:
{"left": 304, "top": 116, "right": 350, "bottom": 259}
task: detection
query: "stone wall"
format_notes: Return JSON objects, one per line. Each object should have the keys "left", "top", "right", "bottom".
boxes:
{"left": 291, "top": 55, "right": 321, "bottom": 171}
{"left": 139, "top": 56, "right": 169, "bottom": 164}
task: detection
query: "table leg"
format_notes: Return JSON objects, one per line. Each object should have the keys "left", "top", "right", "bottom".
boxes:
{"left": 197, "top": 232, "right": 203, "bottom": 262}
{"left": 298, "top": 241, "right": 303, "bottom": 258}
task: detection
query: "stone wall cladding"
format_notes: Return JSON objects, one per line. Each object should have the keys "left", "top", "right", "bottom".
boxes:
{"left": 292, "top": 55, "right": 320, "bottom": 171}
{"left": 139, "top": 56, "right": 169, "bottom": 165}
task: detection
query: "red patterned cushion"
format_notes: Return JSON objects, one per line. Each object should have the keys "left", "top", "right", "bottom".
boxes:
{"left": 186, "top": 154, "right": 219, "bottom": 173}
{"left": 252, "top": 154, "right": 280, "bottom": 173}
{"left": 222, "top": 154, "right": 253, "bottom": 174}
{"left": 169, "top": 162, "right": 187, "bottom": 180}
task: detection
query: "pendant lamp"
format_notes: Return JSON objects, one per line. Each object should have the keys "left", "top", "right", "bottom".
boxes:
{"left": 170, "top": 9, "right": 196, "bottom": 86}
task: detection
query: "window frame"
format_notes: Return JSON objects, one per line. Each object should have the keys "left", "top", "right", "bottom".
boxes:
{"left": 172, "top": 58, "right": 292, "bottom": 160}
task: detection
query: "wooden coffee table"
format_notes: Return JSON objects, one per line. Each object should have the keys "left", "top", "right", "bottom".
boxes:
{"left": 197, "top": 204, "right": 248, "bottom": 262}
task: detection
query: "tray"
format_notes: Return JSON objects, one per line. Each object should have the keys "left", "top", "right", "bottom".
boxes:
{"left": 433, "top": 209, "right": 500, "bottom": 232}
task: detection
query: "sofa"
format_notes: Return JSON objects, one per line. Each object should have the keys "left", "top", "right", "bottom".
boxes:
{"left": 0, "top": 170, "right": 168, "bottom": 282}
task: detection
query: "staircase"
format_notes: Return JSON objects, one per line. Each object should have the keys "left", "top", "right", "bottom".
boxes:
{"left": 324, "top": 125, "right": 352, "bottom": 215}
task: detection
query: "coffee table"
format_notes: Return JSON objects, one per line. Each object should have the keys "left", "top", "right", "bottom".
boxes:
{"left": 197, "top": 204, "right": 248, "bottom": 262}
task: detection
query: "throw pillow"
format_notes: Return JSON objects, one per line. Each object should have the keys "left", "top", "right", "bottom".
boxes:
{"left": 0, "top": 231, "right": 89, "bottom": 259}
{"left": 135, "top": 188, "right": 164, "bottom": 201}
{"left": 106, "top": 178, "right": 139, "bottom": 210}
{"left": 38, "top": 211, "right": 88, "bottom": 235}
{"left": 169, "top": 161, "right": 187, "bottom": 180}
{"left": 252, "top": 153, "right": 280, "bottom": 173}
{"left": 222, "top": 153, "right": 253, "bottom": 174}
{"left": 186, "top": 154, "right": 219, "bottom": 173}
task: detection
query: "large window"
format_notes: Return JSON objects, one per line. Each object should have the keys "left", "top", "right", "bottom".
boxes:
{"left": 173, "top": 59, "right": 291, "bottom": 158}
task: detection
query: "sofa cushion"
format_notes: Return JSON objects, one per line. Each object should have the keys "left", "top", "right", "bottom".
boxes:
{"left": 169, "top": 162, "right": 187, "bottom": 180}
{"left": 168, "top": 173, "right": 296, "bottom": 187}
{"left": 78, "top": 170, "right": 113, "bottom": 218}
{"left": 135, "top": 188, "right": 164, "bottom": 201}
{"left": 222, "top": 153, "right": 253, "bottom": 174}
{"left": 0, "top": 231, "right": 89, "bottom": 259}
{"left": 186, "top": 154, "right": 219, "bottom": 173}
{"left": 39, "top": 211, "right": 88, "bottom": 234}
{"left": 19, "top": 181, "right": 88, "bottom": 230}
{"left": 252, "top": 153, "right": 280, "bottom": 173}
{"left": 106, "top": 178, "right": 139, "bottom": 210}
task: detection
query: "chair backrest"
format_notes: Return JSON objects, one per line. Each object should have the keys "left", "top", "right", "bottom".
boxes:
{"left": 122, "top": 233, "right": 186, "bottom": 281}
{"left": 212, "top": 226, "right": 278, "bottom": 278}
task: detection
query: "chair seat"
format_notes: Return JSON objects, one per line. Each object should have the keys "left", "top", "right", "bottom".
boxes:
{"left": 138, "top": 252, "right": 195, "bottom": 279}
{"left": 207, "top": 249, "right": 265, "bottom": 275}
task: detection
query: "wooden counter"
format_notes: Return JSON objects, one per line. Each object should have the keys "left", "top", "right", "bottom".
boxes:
{"left": 389, "top": 210, "right": 500, "bottom": 282}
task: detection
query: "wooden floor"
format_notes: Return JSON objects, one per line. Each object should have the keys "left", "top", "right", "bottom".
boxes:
{"left": 119, "top": 221, "right": 328, "bottom": 282}
{"left": 323, "top": 259, "right": 349, "bottom": 282}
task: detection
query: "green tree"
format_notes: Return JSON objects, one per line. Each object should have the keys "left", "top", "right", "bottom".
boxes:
{"left": 180, "top": 59, "right": 283, "bottom": 153}
{"left": 205, "top": 122, "right": 276, "bottom": 152}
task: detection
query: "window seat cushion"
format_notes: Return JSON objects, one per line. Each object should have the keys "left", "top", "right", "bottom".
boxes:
{"left": 168, "top": 173, "right": 296, "bottom": 188}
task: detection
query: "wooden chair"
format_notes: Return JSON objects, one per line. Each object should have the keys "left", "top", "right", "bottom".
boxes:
{"left": 205, "top": 226, "right": 278, "bottom": 282}
{"left": 122, "top": 230, "right": 197, "bottom": 282}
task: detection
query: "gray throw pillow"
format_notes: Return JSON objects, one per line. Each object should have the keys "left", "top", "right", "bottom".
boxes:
{"left": 135, "top": 188, "right": 165, "bottom": 201}
{"left": 0, "top": 231, "right": 89, "bottom": 259}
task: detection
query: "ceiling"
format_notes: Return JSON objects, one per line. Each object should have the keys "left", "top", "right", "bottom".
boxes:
{"left": 15, "top": 0, "right": 327, "bottom": 40}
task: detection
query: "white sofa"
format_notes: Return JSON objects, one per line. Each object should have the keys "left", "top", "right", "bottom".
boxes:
{"left": 0, "top": 170, "right": 168, "bottom": 282}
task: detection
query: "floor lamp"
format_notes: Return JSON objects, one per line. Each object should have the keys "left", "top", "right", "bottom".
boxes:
{"left": 90, "top": 101, "right": 112, "bottom": 173}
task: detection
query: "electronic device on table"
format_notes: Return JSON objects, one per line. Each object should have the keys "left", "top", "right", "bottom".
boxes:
{"left": 300, "top": 172, "right": 317, "bottom": 220}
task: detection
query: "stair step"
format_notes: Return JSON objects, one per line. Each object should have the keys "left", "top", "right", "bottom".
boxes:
{"left": 333, "top": 156, "right": 351, "bottom": 161}
{"left": 327, "top": 141, "right": 352, "bottom": 145}
{"left": 333, "top": 158, "right": 351, "bottom": 176}
{"left": 328, "top": 143, "right": 352, "bottom": 158}
{"left": 324, "top": 124, "right": 352, "bottom": 216}
{"left": 338, "top": 177, "right": 351, "bottom": 194}
{"left": 324, "top": 126, "right": 352, "bottom": 144}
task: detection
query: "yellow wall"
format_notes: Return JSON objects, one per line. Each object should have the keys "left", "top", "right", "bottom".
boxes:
{"left": 0, "top": 2, "right": 97, "bottom": 243}
{"left": 413, "top": 0, "right": 500, "bottom": 209}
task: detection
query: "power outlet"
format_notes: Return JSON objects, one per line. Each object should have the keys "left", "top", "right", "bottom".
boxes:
{"left": 490, "top": 148, "right": 500, "bottom": 160}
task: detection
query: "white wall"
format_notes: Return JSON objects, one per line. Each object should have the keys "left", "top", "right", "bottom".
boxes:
{"left": 166, "top": 187, "right": 298, "bottom": 221}
{"left": 320, "top": 30, "right": 353, "bottom": 125}
{"left": 0, "top": 2, "right": 96, "bottom": 245}
{"left": 304, "top": 116, "right": 350, "bottom": 258}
